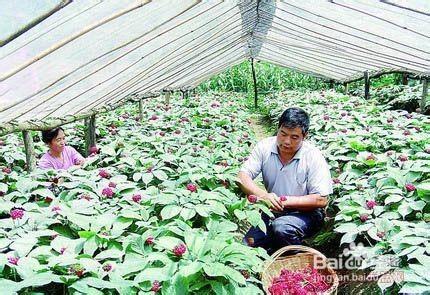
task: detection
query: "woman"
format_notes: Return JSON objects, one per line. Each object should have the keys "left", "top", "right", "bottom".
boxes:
{"left": 38, "top": 127, "right": 85, "bottom": 170}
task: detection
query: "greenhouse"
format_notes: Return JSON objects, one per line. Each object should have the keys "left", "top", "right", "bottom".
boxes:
{"left": 0, "top": 0, "right": 429, "bottom": 294}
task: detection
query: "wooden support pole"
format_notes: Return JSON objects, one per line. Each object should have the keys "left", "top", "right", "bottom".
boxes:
{"left": 164, "top": 91, "right": 171, "bottom": 105}
{"left": 364, "top": 71, "right": 370, "bottom": 100}
{"left": 22, "top": 130, "right": 36, "bottom": 172}
{"left": 402, "top": 73, "right": 408, "bottom": 85}
{"left": 343, "top": 82, "right": 349, "bottom": 94}
{"left": 421, "top": 78, "right": 428, "bottom": 112}
{"left": 138, "top": 99, "right": 143, "bottom": 121}
{"left": 84, "top": 115, "right": 96, "bottom": 156}
{"left": 250, "top": 58, "right": 258, "bottom": 109}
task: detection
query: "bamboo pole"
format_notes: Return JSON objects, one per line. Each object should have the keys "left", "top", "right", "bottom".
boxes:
{"left": 364, "top": 71, "right": 370, "bottom": 100}
{"left": 165, "top": 91, "right": 171, "bottom": 105}
{"left": 0, "top": 93, "right": 158, "bottom": 136}
{"left": 402, "top": 73, "right": 408, "bottom": 85}
{"left": 343, "top": 82, "right": 349, "bottom": 94}
{"left": 250, "top": 58, "right": 258, "bottom": 109}
{"left": 84, "top": 115, "right": 96, "bottom": 156}
{"left": 22, "top": 131, "right": 36, "bottom": 172}
{"left": 421, "top": 78, "right": 428, "bottom": 112}
{"left": 138, "top": 99, "right": 144, "bottom": 121}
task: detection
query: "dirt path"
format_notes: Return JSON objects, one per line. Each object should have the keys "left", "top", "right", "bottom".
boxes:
{"left": 249, "top": 115, "right": 271, "bottom": 140}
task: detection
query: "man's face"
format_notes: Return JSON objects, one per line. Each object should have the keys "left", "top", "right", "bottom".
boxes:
{"left": 276, "top": 126, "right": 306, "bottom": 154}
{"left": 48, "top": 130, "right": 66, "bottom": 153}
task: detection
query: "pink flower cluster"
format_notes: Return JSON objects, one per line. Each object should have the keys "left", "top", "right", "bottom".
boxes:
{"left": 132, "top": 194, "right": 142, "bottom": 203}
{"left": 98, "top": 169, "right": 110, "bottom": 179}
{"left": 173, "top": 243, "right": 187, "bottom": 257}
{"left": 186, "top": 183, "right": 197, "bottom": 193}
{"left": 8, "top": 256, "right": 19, "bottom": 265}
{"left": 365, "top": 200, "right": 377, "bottom": 210}
{"left": 10, "top": 208, "right": 24, "bottom": 220}
{"left": 102, "top": 187, "right": 114, "bottom": 198}
{"left": 268, "top": 266, "right": 330, "bottom": 295}
{"left": 405, "top": 183, "right": 416, "bottom": 192}
{"left": 247, "top": 195, "right": 258, "bottom": 203}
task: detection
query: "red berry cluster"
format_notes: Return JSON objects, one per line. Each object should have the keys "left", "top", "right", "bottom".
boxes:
{"left": 268, "top": 266, "right": 330, "bottom": 295}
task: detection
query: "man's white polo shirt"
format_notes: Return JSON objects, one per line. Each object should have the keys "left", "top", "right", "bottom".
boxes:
{"left": 240, "top": 136, "right": 333, "bottom": 197}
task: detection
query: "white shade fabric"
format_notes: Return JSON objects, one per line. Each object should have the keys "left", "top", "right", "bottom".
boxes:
{"left": 0, "top": 0, "right": 429, "bottom": 133}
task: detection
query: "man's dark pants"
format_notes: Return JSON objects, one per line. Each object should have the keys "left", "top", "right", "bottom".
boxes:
{"left": 243, "top": 209, "right": 325, "bottom": 254}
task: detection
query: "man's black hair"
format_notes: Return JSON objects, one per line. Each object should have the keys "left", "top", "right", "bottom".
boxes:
{"left": 41, "top": 127, "right": 64, "bottom": 144}
{"left": 278, "top": 107, "right": 310, "bottom": 135}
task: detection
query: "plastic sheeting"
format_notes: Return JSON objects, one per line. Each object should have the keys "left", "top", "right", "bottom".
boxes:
{"left": 0, "top": 0, "right": 429, "bottom": 133}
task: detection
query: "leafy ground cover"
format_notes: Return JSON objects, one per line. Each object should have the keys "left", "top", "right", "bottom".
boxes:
{"left": 1, "top": 89, "right": 429, "bottom": 294}
{"left": 259, "top": 90, "right": 430, "bottom": 294}
{"left": 0, "top": 93, "right": 273, "bottom": 294}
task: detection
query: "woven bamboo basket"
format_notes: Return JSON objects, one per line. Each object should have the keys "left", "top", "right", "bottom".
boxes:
{"left": 261, "top": 245, "right": 339, "bottom": 295}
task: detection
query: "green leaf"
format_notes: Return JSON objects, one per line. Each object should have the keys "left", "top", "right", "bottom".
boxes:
{"left": 335, "top": 222, "right": 358, "bottom": 233}
{"left": 377, "top": 273, "right": 394, "bottom": 291}
{"left": 340, "top": 232, "right": 357, "bottom": 245}
{"left": 398, "top": 201, "right": 413, "bottom": 218}
{"left": 153, "top": 170, "right": 168, "bottom": 181}
{"left": 246, "top": 210, "right": 262, "bottom": 227}
{"left": 180, "top": 208, "right": 196, "bottom": 220}
{"left": 399, "top": 282, "right": 430, "bottom": 293}
{"left": 410, "top": 200, "right": 426, "bottom": 211}
{"left": 203, "top": 262, "right": 246, "bottom": 285}
{"left": 416, "top": 182, "right": 430, "bottom": 201}
{"left": 384, "top": 194, "right": 403, "bottom": 205}
{"left": 78, "top": 231, "right": 96, "bottom": 239}
{"left": 134, "top": 263, "right": 177, "bottom": 283}
{"left": 160, "top": 205, "right": 182, "bottom": 220}
{"left": 195, "top": 205, "right": 210, "bottom": 217}
{"left": 234, "top": 209, "right": 246, "bottom": 220}
{"left": 178, "top": 261, "right": 203, "bottom": 277}
{"left": 133, "top": 172, "right": 142, "bottom": 182}
{"left": 95, "top": 249, "right": 123, "bottom": 260}
{"left": 17, "top": 272, "right": 60, "bottom": 290}
{"left": 156, "top": 236, "right": 184, "bottom": 251}
{"left": 141, "top": 173, "right": 154, "bottom": 185}
{"left": 83, "top": 236, "right": 98, "bottom": 256}
{"left": 31, "top": 188, "right": 55, "bottom": 199}
{"left": 10, "top": 236, "right": 37, "bottom": 257}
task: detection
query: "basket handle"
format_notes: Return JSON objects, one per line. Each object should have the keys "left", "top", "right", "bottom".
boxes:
{"left": 262, "top": 245, "right": 328, "bottom": 274}
{"left": 271, "top": 245, "right": 328, "bottom": 261}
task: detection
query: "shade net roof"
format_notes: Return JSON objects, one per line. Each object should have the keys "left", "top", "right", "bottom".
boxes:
{"left": 0, "top": 0, "right": 429, "bottom": 134}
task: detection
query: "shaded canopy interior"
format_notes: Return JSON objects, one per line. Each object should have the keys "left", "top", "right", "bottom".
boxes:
{"left": 0, "top": 0, "right": 429, "bottom": 134}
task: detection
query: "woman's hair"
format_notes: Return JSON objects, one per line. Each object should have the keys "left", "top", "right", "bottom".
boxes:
{"left": 41, "top": 127, "right": 64, "bottom": 144}
{"left": 278, "top": 107, "right": 310, "bottom": 135}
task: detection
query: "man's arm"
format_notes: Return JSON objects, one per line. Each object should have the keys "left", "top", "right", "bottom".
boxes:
{"left": 281, "top": 194, "right": 328, "bottom": 211}
{"left": 237, "top": 171, "right": 284, "bottom": 211}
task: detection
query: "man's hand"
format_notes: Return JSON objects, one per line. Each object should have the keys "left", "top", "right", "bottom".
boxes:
{"left": 261, "top": 192, "right": 284, "bottom": 212}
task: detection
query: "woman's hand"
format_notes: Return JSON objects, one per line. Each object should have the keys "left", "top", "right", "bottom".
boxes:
{"left": 74, "top": 158, "right": 85, "bottom": 166}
